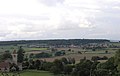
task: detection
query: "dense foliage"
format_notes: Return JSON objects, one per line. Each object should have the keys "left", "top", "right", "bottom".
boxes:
{"left": 35, "top": 52, "right": 51, "bottom": 58}
{"left": 17, "top": 46, "right": 25, "bottom": 63}
{"left": 1, "top": 50, "right": 12, "bottom": 60}
{"left": 22, "top": 49, "right": 120, "bottom": 76}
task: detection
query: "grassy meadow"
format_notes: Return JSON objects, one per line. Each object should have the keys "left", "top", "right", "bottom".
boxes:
{"left": 1, "top": 70, "right": 53, "bottom": 76}
{"left": 0, "top": 45, "right": 48, "bottom": 52}
{"left": 21, "top": 70, "right": 53, "bottom": 76}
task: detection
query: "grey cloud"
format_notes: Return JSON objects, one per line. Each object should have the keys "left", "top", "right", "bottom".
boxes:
{"left": 0, "top": 15, "right": 50, "bottom": 21}
{"left": 39, "top": 0, "right": 65, "bottom": 6}
{"left": 0, "top": 32, "right": 9, "bottom": 37}
{"left": 57, "top": 20, "right": 80, "bottom": 30}
{"left": 0, "top": 0, "right": 120, "bottom": 40}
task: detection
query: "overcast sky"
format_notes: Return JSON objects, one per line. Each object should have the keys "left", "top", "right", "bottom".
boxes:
{"left": 0, "top": 0, "right": 120, "bottom": 41}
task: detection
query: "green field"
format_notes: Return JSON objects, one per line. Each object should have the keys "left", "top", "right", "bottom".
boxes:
{"left": 111, "top": 42, "right": 120, "bottom": 46}
{"left": 21, "top": 70, "right": 53, "bottom": 76}
{"left": 24, "top": 47, "right": 48, "bottom": 52}
{"left": 0, "top": 45, "right": 48, "bottom": 52}
{"left": 1, "top": 70, "right": 53, "bottom": 76}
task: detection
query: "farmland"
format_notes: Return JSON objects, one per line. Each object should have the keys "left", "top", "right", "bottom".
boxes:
{"left": 0, "top": 47, "right": 117, "bottom": 64}
{"left": 0, "top": 42, "right": 119, "bottom": 62}
{"left": 0, "top": 45, "right": 48, "bottom": 52}
{"left": 0, "top": 39, "right": 120, "bottom": 76}
{"left": 40, "top": 48, "right": 115, "bottom": 63}
{"left": 0, "top": 40, "right": 119, "bottom": 64}
{"left": 1, "top": 70, "right": 53, "bottom": 76}
{"left": 21, "top": 71, "right": 53, "bottom": 76}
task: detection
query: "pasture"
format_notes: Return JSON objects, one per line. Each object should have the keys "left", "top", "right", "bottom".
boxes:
{"left": 1, "top": 70, "right": 53, "bottom": 76}
{"left": 21, "top": 70, "right": 53, "bottom": 76}
{"left": 110, "top": 42, "right": 120, "bottom": 46}
{"left": 0, "top": 45, "right": 48, "bottom": 52}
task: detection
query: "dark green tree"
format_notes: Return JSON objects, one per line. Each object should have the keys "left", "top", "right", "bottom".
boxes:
{"left": 75, "top": 59, "right": 93, "bottom": 76}
{"left": 50, "top": 59, "right": 64, "bottom": 74}
{"left": 22, "top": 61, "right": 29, "bottom": 69}
{"left": 53, "top": 59, "right": 64, "bottom": 71}
{"left": 17, "top": 46, "right": 24, "bottom": 63}
{"left": 35, "top": 52, "right": 51, "bottom": 58}
{"left": 29, "top": 53, "right": 34, "bottom": 58}
{"left": 50, "top": 66, "right": 61, "bottom": 75}
{"left": 29, "top": 59, "right": 35, "bottom": 69}
{"left": 63, "top": 65, "right": 73, "bottom": 75}
{"left": 94, "top": 69, "right": 109, "bottom": 76}
{"left": 91, "top": 56, "right": 99, "bottom": 62}
{"left": 114, "top": 49, "right": 120, "bottom": 74}
{"left": 42, "top": 62, "right": 54, "bottom": 71}
{"left": 114, "top": 49, "right": 120, "bottom": 66}
{"left": 2, "top": 50, "right": 12, "bottom": 60}
{"left": 35, "top": 60, "right": 41, "bottom": 70}
{"left": 71, "top": 58, "right": 75, "bottom": 64}
{"left": 61, "top": 57, "right": 68, "bottom": 64}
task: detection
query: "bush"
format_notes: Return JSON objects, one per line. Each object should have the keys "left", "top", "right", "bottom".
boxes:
{"left": 91, "top": 56, "right": 108, "bottom": 62}
{"left": 42, "top": 62, "right": 54, "bottom": 71}
{"left": 35, "top": 52, "right": 51, "bottom": 58}
{"left": 54, "top": 51, "right": 66, "bottom": 56}
{"left": 50, "top": 66, "right": 61, "bottom": 75}
{"left": 63, "top": 65, "right": 73, "bottom": 75}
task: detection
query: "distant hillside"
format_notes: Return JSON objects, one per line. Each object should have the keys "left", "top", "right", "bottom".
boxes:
{"left": 0, "top": 39, "right": 110, "bottom": 46}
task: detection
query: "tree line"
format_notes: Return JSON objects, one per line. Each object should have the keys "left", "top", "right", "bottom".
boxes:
{"left": 0, "top": 39, "right": 110, "bottom": 46}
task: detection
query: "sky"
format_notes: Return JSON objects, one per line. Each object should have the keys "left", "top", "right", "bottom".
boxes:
{"left": 0, "top": 0, "right": 120, "bottom": 41}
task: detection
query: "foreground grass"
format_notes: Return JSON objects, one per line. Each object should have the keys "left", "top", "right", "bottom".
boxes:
{"left": 1, "top": 70, "right": 53, "bottom": 76}
{"left": 21, "top": 70, "right": 53, "bottom": 76}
